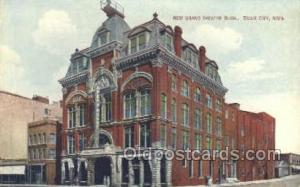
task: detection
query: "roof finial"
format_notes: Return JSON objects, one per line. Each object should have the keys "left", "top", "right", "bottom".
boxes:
{"left": 153, "top": 12, "right": 158, "bottom": 19}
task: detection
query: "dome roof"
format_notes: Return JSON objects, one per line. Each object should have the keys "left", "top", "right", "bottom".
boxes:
{"left": 90, "top": 15, "right": 130, "bottom": 49}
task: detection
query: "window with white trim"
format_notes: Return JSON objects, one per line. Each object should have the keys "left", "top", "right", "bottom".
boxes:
{"left": 125, "top": 126, "right": 134, "bottom": 148}
{"left": 206, "top": 94, "right": 212, "bottom": 109}
{"left": 195, "top": 134, "right": 202, "bottom": 150}
{"left": 140, "top": 90, "right": 151, "bottom": 116}
{"left": 124, "top": 92, "right": 136, "bottom": 119}
{"left": 129, "top": 32, "right": 148, "bottom": 54}
{"left": 79, "top": 133, "right": 85, "bottom": 151}
{"left": 172, "top": 128, "right": 177, "bottom": 149}
{"left": 140, "top": 123, "right": 151, "bottom": 148}
{"left": 182, "top": 103, "right": 189, "bottom": 126}
{"left": 194, "top": 88, "right": 201, "bottom": 102}
{"left": 171, "top": 98, "right": 177, "bottom": 123}
{"left": 216, "top": 117, "right": 222, "bottom": 137}
{"left": 206, "top": 113, "right": 212, "bottom": 134}
{"left": 79, "top": 103, "right": 86, "bottom": 126}
{"left": 68, "top": 105, "right": 76, "bottom": 128}
{"left": 181, "top": 80, "right": 189, "bottom": 97}
{"left": 171, "top": 74, "right": 177, "bottom": 91}
{"left": 160, "top": 125, "right": 166, "bottom": 147}
{"left": 194, "top": 109, "right": 201, "bottom": 129}
{"left": 68, "top": 135, "right": 75, "bottom": 154}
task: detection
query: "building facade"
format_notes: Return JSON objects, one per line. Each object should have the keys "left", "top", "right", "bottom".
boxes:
{"left": 27, "top": 119, "right": 62, "bottom": 185}
{"left": 224, "top": 103, "right": 276, "bottom": 182}
{"left": 0, "top": 91, "right": 62, "bottom": 160}
{"left": 58, "top": 1, "right": 276, "bottom": 186}
{"left": 276, "top": 153, "right": 300, "bottom": 177}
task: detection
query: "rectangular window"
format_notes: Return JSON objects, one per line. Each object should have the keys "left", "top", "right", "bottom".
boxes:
{"left": 216, "top": 140, "right": 222, "bottom": 151}
{"left": 68, "top": 135, "right": 75, "bottom": 154}
{"left": 198, "top": 160, "right": 202, "bottom": 177}
{"left": 140, "top": 90, "right": 151, "bottom": 116}
{"left": 79, "top": 134, "right": 85, "bottom": 151}
{"left": 125, "top": 126, "right": 134, "bottom": 148}
{"left": 49, "top": 133, "right": 56, "bottom": 144}
{"left": 99, "top": 32, "right": 107, "bottom": 45}
{"left": 206, "top": 94, "right": 212, "bottom": 109}
{"left": 216, "top": 117, "right": 222, "bottom": 137}
{"left": 182, "top": 104, "right": 189, "bottom": 126}
{"left": 68, "top": 106, "right": 76, "bottom": 128}
{"left": 140, "top": 123, "right": 151, "bottom": 148}
{"left": 160, "top": 94, "right": 167, "bottom": 119}
{"left": 195, "top": 134, "right": 201, "bottom": 150}
{"left": 206, "top": 136, "right": 211, "bottom": 150}
{"left": 104, "top": 94, "right": 112, "bottom": 121}
{"left": 171, "top": 74, "right": 177, "bottom": 91}
{"left": 79, "top": 104, "right": 86, "bottom": 126}
{"left": 138, "top": 33, "right": 146, "bottom": 50}
{"left": 130, "top": 37, "right": 137, "bottom": 53}
{"left": 185, "top": 50, "right": 192, "bottom": 64}
{"left": 165, "top": 34, "right": 172, "bottom": 51}
{"left": 171, "top": 99, "right": 177, "bottom": 123}
{"left": 194, "top": 109, "right": 201, "bottom": 129}
{"left": 181, "top": 80, "right": 189, "bottom": 97}
{"left": 125, "top": 92, "right": 136, "bottom": 119}
{"left": 160, "top": 125, "right": 166, "bottom": 147}
{"left": 194, "top": 88, "right": 201, "bottom": 102}
{"left": 215, "top": 99, "right": 222, "bottom": 112}
{"left": 48, "top": 149, "right": 56, "bottom": 159}
{"left": 189, "top": 160, "right": 193, "bottom": 177}
{"left": 172, "top": 128, "right": 176, "bottom": 149}
{"left": 183, "top": 131, "right": 189, "bottom": 149}
{"left": 206, "top": 113, "right": 212, "bottom": 134}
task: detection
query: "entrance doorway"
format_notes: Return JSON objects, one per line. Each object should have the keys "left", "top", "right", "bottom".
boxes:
{"left": 94, "top": 157, "right": 112, "bottom": 185}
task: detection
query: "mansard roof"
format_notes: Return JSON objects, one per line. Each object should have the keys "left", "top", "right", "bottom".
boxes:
{"left": 59, "top": 12, "right": 227, "bottom": 95}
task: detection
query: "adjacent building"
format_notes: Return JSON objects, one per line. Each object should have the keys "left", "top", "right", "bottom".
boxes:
{"left": 224, "top": 103, "right": 276, "bottom": 182}
{"left": 0, "top": 90, "right": 62, "bottom": 184}
{"left": 276, "top": 153, "right": 300, "bottom": 177}
{"left": 58, "top": 0, "right": 276, "bottom": 186}
{"left": 27, "top": 119, "right": 62, "bottom": 184}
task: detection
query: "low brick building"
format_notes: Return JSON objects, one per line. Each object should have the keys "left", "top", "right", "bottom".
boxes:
{"left": 27, "top": 119, "right": 62, "bottom": 184}
{"left": 224, "top": 103, "right": 276, "bottom": 182}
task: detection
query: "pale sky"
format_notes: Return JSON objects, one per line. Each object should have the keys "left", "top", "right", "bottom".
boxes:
{"left": 0, "top": 0, "right": 299, "bottom": 154}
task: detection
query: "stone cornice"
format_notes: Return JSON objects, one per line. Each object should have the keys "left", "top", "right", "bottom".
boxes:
{"left": 88, "top": 40, "right": 122, "bottom": 58}
{"left": 59, "top": 70, "right": 89, "bottom": 88}
{"left": 116, "top": 45, "right": 228, "bottom": 96}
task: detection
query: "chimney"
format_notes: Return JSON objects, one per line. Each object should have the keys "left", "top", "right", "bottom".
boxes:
{"left": 32, "top": 95, "right": 49, "bottom": 104}
{"left": 174, "top": 26, "right": 182, "bottom": 57}
{"left": 199, "top": 46, "right": 206, "bottom": 72}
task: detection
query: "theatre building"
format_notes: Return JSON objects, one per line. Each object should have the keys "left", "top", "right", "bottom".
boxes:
{"left": 58, "top": 0, "right": 275, "bottom": 186}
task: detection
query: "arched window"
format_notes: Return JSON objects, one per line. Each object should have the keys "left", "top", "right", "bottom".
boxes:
{"left": 182, "top": 103, "right": 189, "bottom": 126}
{"left": 181, "top": 80, "right": 189, "bottom": 97}
{"left": 124, "top": 92, "right": 136, "bottom": 119}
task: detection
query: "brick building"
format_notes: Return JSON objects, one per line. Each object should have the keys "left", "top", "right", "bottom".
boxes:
{"left": 58, "top": 1, "right": 275, "bottom": 186}
{"left": 224, "top": 103, "right": 276, "bottom": 182}
{"left": 0, "top": 91, "right": 62, "bottom": 160}
{"left": 27, "top": 119, "right": 62, "bottom": 184}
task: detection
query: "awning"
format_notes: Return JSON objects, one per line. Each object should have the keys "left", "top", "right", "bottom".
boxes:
{"left": 291, "top": 165, "right": 300, "bottom": 170}
{"left": 0, "top": 166, "right": 25, "bottom": 175}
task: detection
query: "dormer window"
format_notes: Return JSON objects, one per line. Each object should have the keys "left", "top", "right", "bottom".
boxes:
{"left": 129, "top": 32, "right": 148, "bottom": 54}
{"left": 98, "top": 32, "right": 109, "bottom": 46}
{"left": 164, "top": 34, "right": 172, "bottom": 51}
{"left": 138, "top": 33, "right": 146, "bottom": 50}
{"left": 184, "top": 49, "right": 198, "bottom": 69}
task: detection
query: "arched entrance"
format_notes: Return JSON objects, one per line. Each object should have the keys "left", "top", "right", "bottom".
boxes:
{"left": 94, "top": 157, "right": 112, "bottom": 185}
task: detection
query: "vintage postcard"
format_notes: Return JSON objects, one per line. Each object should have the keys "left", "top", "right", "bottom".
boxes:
{"left": 0, "top": 0, "right": 299, "bottom": 186}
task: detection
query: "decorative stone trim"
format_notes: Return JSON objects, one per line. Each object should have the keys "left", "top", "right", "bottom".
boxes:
{"left": 121, "top": 71, "right": 153, "bottom": 92}
{"left": 59, "top": 70, "right": 89, "bottom": 88}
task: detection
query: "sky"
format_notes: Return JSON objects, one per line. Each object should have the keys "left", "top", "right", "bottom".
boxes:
{"left": 0, "top": 0, "right": 299, "bottom": 154}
